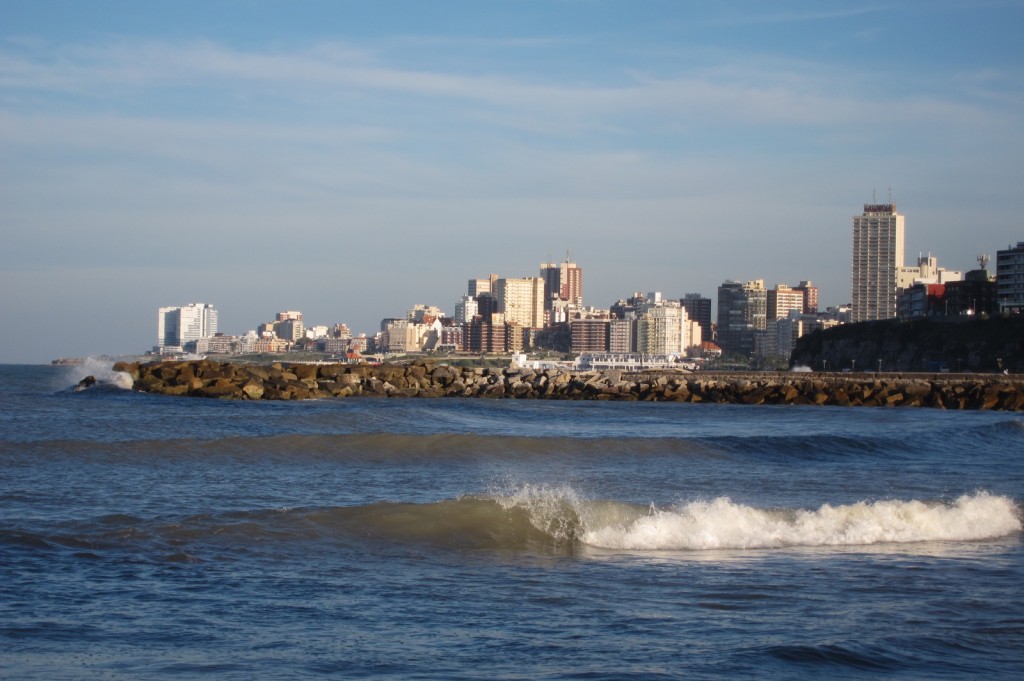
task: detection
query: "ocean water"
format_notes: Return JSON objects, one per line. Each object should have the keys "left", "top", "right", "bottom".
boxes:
{"left": 1, "top": 361, "right": 1022, "bottom": 680}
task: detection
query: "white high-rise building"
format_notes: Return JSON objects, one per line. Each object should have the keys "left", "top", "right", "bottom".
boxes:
{"left": 157, "top": 303, "right": 218, "bottom": 351}
{"left": 852, "top": 203, "right": 905, "bottom": 322}
{"left": 635, "top": 300, "right": 690, "bottom": 355}
{"left": 454, "top": 295, "right": 479, "bottom": 323}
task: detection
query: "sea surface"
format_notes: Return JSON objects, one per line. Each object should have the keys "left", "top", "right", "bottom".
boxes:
{"left": 1, "top": 360, "right": 1023, "bottom": 680}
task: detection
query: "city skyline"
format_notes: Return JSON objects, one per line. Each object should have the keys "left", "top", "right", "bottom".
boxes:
{"left": 3, "top": 1, "right": 1023, "bottom": 363}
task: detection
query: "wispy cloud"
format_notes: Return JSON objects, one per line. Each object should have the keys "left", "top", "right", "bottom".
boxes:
{"left": 2, "top": 37, "right": 1010, "bottom": 138}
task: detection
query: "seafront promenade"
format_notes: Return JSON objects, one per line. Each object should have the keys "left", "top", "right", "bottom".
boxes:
{"left": 109, "top": 359, "right": 1024, "bottom": 410}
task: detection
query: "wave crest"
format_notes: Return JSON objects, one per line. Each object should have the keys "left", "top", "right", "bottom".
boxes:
{"left": 581, "top": 492, "right": 1021, "bottom": 551}
{"left": 10, "top": 491, "right": 1017, "bottom": 559}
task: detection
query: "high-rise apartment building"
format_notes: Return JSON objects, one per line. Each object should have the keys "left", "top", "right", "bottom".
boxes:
{"left": 468, "top": 274, "right": 499, "bottom": 297}
{"left": 680, "top": 294, "right": 712, "bottom": 339}
{"left": 570, "top": 319, "right": 609, "bottom": 353}
{"left": 767, "top": 285, "right": 805, "bottom": 321}
{"left": 851, "top": 203, "right": 905, "bottom": 322}
{"left": 717, "top": 280, "right": 767, "bottom": 357}
{"left": 540, "top": 258, "right": 583, "bottom": 311}
{"left": 792, "top": 281, "right": 818, "bottom": 314}
{"left": 157, "top": 303, "right": 218, "bottom": 351}
{"left": 493, "top": 277, "right": 546, "bottom": 329}
{"left": 996, "top": 241, "right": 1024, "bottom": 314}
{"left": 454, "top": 295, "right": 479, "bottom": 323}
{"left": 635, "top": 301, "right": 690, "bottom": 355}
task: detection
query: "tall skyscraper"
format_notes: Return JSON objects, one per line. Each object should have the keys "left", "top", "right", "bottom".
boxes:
{"left": 157, "top": 303, "right": 218, "bottom": 351}
{"left": 717, "top": 280, "right": 766, "bottom": 357}
{"left": 852, "top": 203, "right": 905, "bottom": 322}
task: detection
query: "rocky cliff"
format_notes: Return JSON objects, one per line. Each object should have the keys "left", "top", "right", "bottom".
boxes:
{"left": 790, "top": 316, "right": 1024, "bottom": 373}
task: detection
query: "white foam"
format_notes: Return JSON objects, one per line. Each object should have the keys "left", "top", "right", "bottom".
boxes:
{"left": 581, "top": 492, "right": 1021, "bottom": 551}
{"left": 66, "top": 357, "right": 134, "bottom": 390}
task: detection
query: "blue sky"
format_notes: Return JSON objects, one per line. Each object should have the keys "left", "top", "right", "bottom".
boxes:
{"left": 2, "top": 1, "right": 1022, "bottom": 363}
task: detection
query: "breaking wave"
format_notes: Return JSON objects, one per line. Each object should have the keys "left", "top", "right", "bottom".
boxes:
{"left": 7, "top": 489, "right": 1018, "bottom": 559}
{"left": 62, "top": 357, "right": 133, "bottom": 391}
{"left": 577, "top": 492, "right": 1021, "bottom": 550}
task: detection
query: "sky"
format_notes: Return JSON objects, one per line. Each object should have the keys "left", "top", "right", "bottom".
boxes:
{"left": 2, "top": 0, "right": 1022, "bottom": 363}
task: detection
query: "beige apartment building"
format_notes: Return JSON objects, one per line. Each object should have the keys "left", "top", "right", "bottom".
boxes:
{"left": 851, "top": 203, "right": 905, "bottom": 322}
{"left": 493, "top": 277, "right": 546, "bottom": 329}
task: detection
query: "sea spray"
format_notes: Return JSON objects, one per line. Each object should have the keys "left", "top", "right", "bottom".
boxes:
{"left": 581, "top": 492, "right": 1021, "bottom": 551}
{"left": 63, "top": 357, "right": 134, "bottom": 390}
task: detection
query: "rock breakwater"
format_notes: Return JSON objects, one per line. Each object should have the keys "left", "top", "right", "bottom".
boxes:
{"left": 109, "top": 360, "right": 1024, "bottom": 410}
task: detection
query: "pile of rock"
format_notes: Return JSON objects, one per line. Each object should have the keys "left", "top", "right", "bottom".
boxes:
{"left": 110, "top": 359, "right": 1024, "bottom": 410}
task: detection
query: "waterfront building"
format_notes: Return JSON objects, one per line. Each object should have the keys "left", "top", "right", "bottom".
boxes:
{"left": 897, "top": 254, "right": 962, "bottom": 290}
{"left": 717, "top": 280, "right": 767, "bottom": 358}
{"left": 408, "top": 304, "right": 445, "bottom": 323}
{"left": 680, "top": 294, "right": 712, "bottom": 340}
{"left": 383, "top": 317, "right": 441, "bottom": 353}
{"left": 793, "top": 281, "right": 819, "bottom": 314}
{"left": 540, "top": 258, "right": 583, "bottom": 312}
{"left": 767, "top": 285, "right": 806, "bottom": 321}
{"left": 997, "top": 242, "right": 1024, "bottom": 314}
{"left": 474, "top": 292, "right": 499, "bottom": 319}
{"left": 157, "top": 303, "right": 218, "bottom": 353}
{"left": 852, "top": 203, "right": 905, "bottom": 322}
{"left": 273, "top": 318, "right": 304, "bottom": 342}
{"left": 897, "top": 283, "right": 946, "bottom": 319}
{"left": 465, "top": 317, "right": 509, "bottom": 354}
{"left": 943, "top": 264, "right": 998, "bottom": 315}
{"left": 575, "top": 353, "right": 681, "bottom": 371}
{"left": 439, "top": 324, "right": 464, "bottom": 352}
{"left": 321, "top": 337, "right": 350, "bottom": 354}
{"left": 570, "top": 319, "right": 610, "bottom": 354}
{"left": 685, "top": 320, "right": 702, "bottom": 349}
{"left": 635, "top": 299, "right": 690, "bottom": 355}
{"left": 194, "top": 333, "right": 239, "bottom": 355}
{"left": 468, "top": 274, "right": 499, "bottom": 297}
{"left": 454, "top": 295, "right": 478, "bottom": 324}
{"left": 493, "top": 277, "right": 546, "bottom": 329}
{"left": 610, "top": 292, "right": 648, "bottom": 320}
{"left": 609, "top": 318, "right": 635, "bottom": 354}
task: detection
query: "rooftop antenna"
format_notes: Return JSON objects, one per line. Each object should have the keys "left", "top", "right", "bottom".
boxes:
{"left": 978, "top": 254, "right": 990, "bottom": 270}
{"left": 888, "top": 186, "right": 892, "bottom": 203}
{"left": 872, "top": 188, "right": 876, "bottom": 203}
